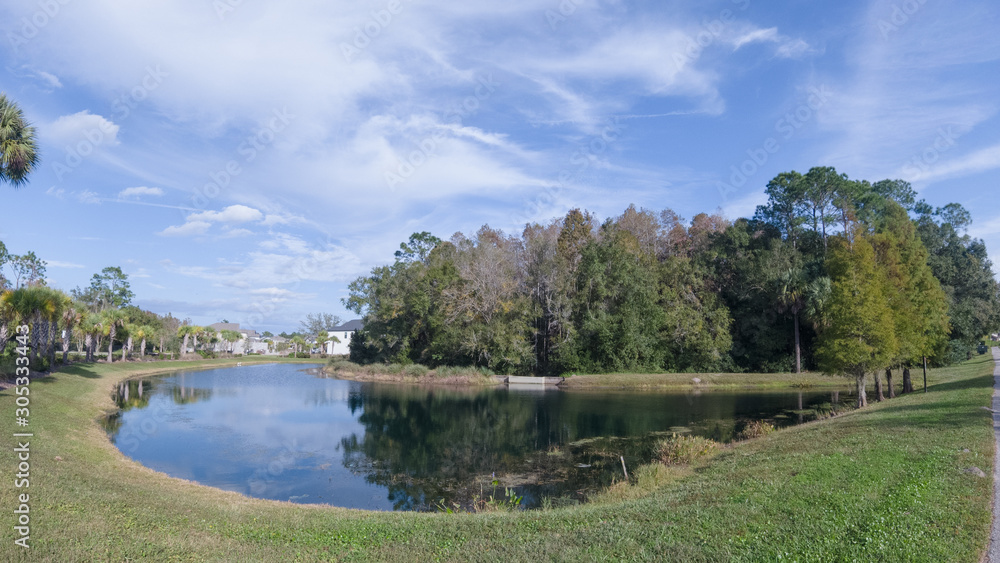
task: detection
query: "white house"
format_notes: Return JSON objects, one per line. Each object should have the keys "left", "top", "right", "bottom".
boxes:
{"left": 207, "top": 322, "right": 265, "bottom": 355}
{"left": 326, "top": 319, "right": 364, "bottom": 355}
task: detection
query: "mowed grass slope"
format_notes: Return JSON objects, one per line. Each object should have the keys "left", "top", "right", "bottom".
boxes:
{"left": 0, "top": 354, "right": 994, "bottom": 562}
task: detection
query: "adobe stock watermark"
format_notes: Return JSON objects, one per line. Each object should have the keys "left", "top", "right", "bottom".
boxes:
{"left": 545, "top": 0, "right": 589, "bottom": 30}
{"left": 901, "top": 126, "right": 957, "bottom": 180}
{"left": 673, "top": 0, "right": 751, "bottom": 70}
{"left": 716, "top": 85, "right": 831, "bottom": 203}
{"left": 188, "top": 107, "right": 295, "bottom": 211}
{"left": 877, "top": 0, "right": 929, "bottom": 39}
{"left": 383, "top": 74, "right": 498, "bottom": 191}
{"left": 51, "top": 65, "right": 168, "bottom": 182}
{"left": 6, "top": 0, "right": 72, "bottom": 54}
{"left": 340, "top": 0, "right": 414, "bottom": 63}
{"left": 512, "top": 116, "right": 626, "bottom": 226}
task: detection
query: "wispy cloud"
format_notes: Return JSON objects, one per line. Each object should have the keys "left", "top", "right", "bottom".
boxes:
{"left": 118, "top": 186, "right": 164, "bottom": 198}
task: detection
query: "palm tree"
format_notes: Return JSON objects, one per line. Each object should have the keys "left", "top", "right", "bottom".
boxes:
{"left": 0, "top": 289, "right": 17, "bottom": 351}
{"left": 4, "top": 286, "right": 44, "bottom": 366}
{"left": 140, "top": 325, "right": 156, "bottom": 360}
{"left": 177, "top": 325, "right": 197, "bottom": 356}
{"left": 220, "top": 330, "right": 242, "bottom": 355}
{"left": 81, "top": 313, "right": 103, "bottom": 362}
{"left": 190, "top": 326, "right": 205, "bottom": 353}
{"left": 101, "top": 309, "right": 124, "bottom": 362}
{"left": 60, "top": 302, "right": 85, "bottom": 365}
{"left": 0, "top": 94, "right": 40, "bottom": 188}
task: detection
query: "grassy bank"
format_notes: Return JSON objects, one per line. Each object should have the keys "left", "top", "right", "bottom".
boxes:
{"left": 324, "top": 360, "right": 500, "bottom": 386}
{"left": 1, "top": 354, "right": 994, "bottom": 561}
{"left": 563, "top": 370, "right": 860, "bottom": 390}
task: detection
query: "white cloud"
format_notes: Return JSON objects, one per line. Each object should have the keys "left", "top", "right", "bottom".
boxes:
{"left": 159, "top": 221, "right": 211, "bottom": 237}
{"left": 77, "top": 190, "right": 101, "bottom": 204}
{"left": 118, "top": 186, "right": 164, "bottom": 198}
{"left": 46, "top": 260, "right": 85, "bottom": 269}
{"left": 34, "top": 69, "right": 62, "bottom": 89}
{"left": 221, "top": 228, "right": 254, "bottom": 238}
{"left": 188, "top": 204, "right": 264, "bottom": 224}
{"left": 48, "top": 111, "right": 120, "bottom": 146}
{"left": 903, "top": 143, "right": 1000, "bottom": 184}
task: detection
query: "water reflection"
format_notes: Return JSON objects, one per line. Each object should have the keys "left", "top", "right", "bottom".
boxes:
{"left": 103, "top": 364, "right": 853, "bottom": 511}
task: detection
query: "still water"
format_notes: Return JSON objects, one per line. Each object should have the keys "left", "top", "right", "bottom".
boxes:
{"left": 103, "top": 363, "right": 852, "bottom": 511}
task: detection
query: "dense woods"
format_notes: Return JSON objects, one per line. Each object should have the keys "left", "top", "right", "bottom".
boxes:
{"left": 346, "top": 167, "right": 1000, "bottom": 394}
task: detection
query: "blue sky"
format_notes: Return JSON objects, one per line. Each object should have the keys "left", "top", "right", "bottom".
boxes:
{"left": 1, "top": 0, "right": 998, "bottom": 333}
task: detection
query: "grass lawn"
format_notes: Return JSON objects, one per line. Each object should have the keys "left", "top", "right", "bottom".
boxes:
{"left": 1, "top": 353, "right": 995, "bottom": 562}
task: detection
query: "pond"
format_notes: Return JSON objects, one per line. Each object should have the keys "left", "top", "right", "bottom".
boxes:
{"left": 103, "top": 363, "right": 853, "bottom": 511}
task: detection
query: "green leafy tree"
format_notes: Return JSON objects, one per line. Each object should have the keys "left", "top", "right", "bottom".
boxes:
{"left": 0, "top": 93, "right": 40, "bottom": 188}
{"left": 816, "top": 232, "right": 898, "bottom": 407}
{"left": 73, "top": 266, "right": 134, "bottom": 311}
{"left": 915, "top": 202, "right": 1000, "bottom": 362}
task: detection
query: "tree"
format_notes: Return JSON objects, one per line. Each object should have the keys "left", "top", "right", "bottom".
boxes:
{"left": 0, "top": 93, "right": 40, "bottom": 188}
{"left": 60, "top": 300, "right": 85, "bottom": 365}
{"left": 816, "top": 232, "right": 898, "bottom": 407}
{"left": 0, "top": 241, "right": 10, "bottom": 290}
{"left": 290, "top": 335, "right": 308, "bottom": 355}
{"left": 101, "top": 309, "right": 125, "bottom": 362}
{"left": 7, "top": 251, "right": 46, "bottom": 289}
{"left": 74, "top": 266, "right": 134, "bottom": 311}
{"left": 177, "top": 325, "right": 196, "bottom": 356}
{"left": 754, "top": 171, "right": 806, "bottom": 248}
{"left": 394, "top": 231, "right": 441, "bottom": 263}
{"left": 299, "top": 312, "right": 342, "bottom": 349}
{"left": 220, "top": 330, "right": 242, "bottom": 355}
{"left": 801, "top": 166, "right": 845, "bottom": 253}
{"left": 871, "top": 203, "right": 950, "bottom": 396}
{"left": 915, "top": 203, "right": 1000, "bottom": 362}
{"left": 131, "top": 325, "right": 155, "bottom": 360}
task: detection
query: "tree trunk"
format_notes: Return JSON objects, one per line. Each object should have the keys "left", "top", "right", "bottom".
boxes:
{"left": 48, "top": 320, "right": 56, "bottom": 367}
{"left": 182, "top": 334, "right": 189, "bottom": 355}
{"left": 140, "top": 337, "right": 147, "bottom": 360}
{"left": 885, "top": 368, "right": 895, "bottom": 398}
{"left": 856, "top": 374, "right": 867, "bottom": 408}
{"left": 793, "top": 312, "right": 801, "bottom": 374}
{"left": 62, "top": 330, "right": 71, "bottom": 365}
{"left": 108, "top": 327, "right": 115, "bottom": 363}
{"left": 902, "top": 366, "right": 914, "bottom": 394}
{"left": 923, "top": 356, "right": 928, "bottom": 393}
{"left": 874, "top": 371, "right": 884, "bottom": 402}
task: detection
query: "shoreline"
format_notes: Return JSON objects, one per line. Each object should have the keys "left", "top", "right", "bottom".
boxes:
{"left": 1, "top": 356, "right": 991, "bottom": 561}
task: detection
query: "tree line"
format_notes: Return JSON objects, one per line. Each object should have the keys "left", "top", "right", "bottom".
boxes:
{"left": 345, "top": 167, "right": 1000, "bottom": 404}
{"left": 0, "top": 253, "right": 239, "bottom": 374}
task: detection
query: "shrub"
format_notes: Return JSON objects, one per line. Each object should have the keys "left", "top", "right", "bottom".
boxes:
{"left": 737, "top": 420, "right": 776, "bottom": 441}
{"left": 403, "top": 364, "right": 429, "bottom": 377}
{"left": 294, "top": 352, "right": 311, "bottom": 359}
{"left": 327, "top": 359, "right": 360, "bottom": 371}
{"left": 197, "top": 350, "right": 217, "bottom": 359}
{"left": 656, "top": 434, "right": 719, "bottom": 466}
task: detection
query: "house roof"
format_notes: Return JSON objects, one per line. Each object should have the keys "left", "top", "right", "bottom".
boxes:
{"left": 330, "top": 319, "right": 364, "bottom": 332}
{"left": 209, "top": 322, "right": 240, "bottom": 331}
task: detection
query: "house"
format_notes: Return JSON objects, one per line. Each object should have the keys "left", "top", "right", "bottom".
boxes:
{"left": 326, "top": 319, "right": 364, "bottom": 355}
{"left": 207, "top": 322, "right": 264, "bottom": 354}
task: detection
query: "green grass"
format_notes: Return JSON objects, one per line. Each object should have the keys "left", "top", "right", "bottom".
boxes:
{"left": 1, "top": 354, "right": 995, "bottom": 561}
